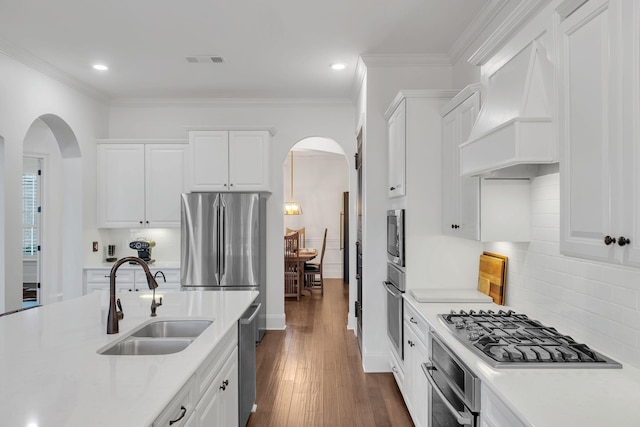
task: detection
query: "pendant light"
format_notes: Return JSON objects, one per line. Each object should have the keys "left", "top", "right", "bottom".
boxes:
{"left": 284, "top": 150, "right": 303, "bottom": 215}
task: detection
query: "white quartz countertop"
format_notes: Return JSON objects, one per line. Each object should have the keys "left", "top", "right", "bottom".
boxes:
{"left": 404, "top": 295, "right": 640, "bottom": 426}
{"left": 0, "top": 289, "right": 258, "bottom": 427}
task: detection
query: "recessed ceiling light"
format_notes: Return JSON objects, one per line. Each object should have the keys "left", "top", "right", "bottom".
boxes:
{"left": 331, "top": 63, "right": 346, "bottom": 70}
{"left": 92, "top": 64, "right": 108, "bottom": 71}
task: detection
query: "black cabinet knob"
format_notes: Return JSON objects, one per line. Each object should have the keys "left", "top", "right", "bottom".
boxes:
{"left": 618, "top": 236, "right": 631, "bottom": 247}
{"left": 604, "top": 235, "right": 616, "bottom": 246}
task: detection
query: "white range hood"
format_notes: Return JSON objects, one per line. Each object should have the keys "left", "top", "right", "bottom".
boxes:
{"left": 460, "top": 41, "right": 557, "bottom": 177}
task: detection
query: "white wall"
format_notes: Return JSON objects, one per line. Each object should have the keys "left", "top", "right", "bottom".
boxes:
{"left": 283, "top": 151, "right": 349, "bottom": 279}
{"left": 106, "top": 99, "right": 357, "bottom": 330}
{"left": 360, "top": 63, "right": 454, "bottom": 371}
{"left": 0, "top": 53, "right": 109, "bottom": 312}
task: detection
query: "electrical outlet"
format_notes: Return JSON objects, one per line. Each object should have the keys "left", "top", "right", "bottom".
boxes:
{"left": 92, "top": 241, "right": 98, "bottom": 252}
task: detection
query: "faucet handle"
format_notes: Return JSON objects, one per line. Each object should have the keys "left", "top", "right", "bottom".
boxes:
{"left": 116, "top": 298, "right": 124, "bottom": 320}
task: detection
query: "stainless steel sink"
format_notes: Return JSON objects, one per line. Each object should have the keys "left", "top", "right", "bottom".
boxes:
{"left": 98, "top": 319, "right": 214, "bottom": 356}
{"left": 100, "top": 338, "right": 193, "bottom": 355}
{"left": 131, "top": 320, "right": 213, "bottom": 338}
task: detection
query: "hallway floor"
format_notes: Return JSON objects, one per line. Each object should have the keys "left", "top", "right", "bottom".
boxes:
{"left": 246, "top": 279, "right": 413, "bottom": 427}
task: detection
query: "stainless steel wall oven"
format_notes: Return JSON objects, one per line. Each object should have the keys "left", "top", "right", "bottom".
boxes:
{"left": 383, "top": 263, "right": 405, "bottom": 360}
{"left": 386, "top": 209, "right": 405, "bottom": 267}
{"left": 422, "top": 331, "right": 481, "bottom": 426}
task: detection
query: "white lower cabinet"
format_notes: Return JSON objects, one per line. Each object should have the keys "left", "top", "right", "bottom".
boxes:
{"left": 196, "top": 348, "right": 239, "bottom": 427}
{"left": 480, "top": 384, "right": 526, "bottom": 427}
{"left": 84, "top": 267, "right": 181, "bottom": 294}
{"left": 153, "top": 376, "right": 195, "bottom": 426}
{"left": 154, "top": 324, "right": 239, "bottom": 427}
{"left": 402, "top": 303, "right": 429, "bottom": 427}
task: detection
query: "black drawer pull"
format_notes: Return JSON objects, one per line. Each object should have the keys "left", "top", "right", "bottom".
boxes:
{"left": 169, "top": 405, "right": 187, "bottom": 425}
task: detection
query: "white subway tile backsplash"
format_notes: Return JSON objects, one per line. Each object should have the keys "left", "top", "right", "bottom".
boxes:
{"left": 483, "top": 172, "right": 640, "bottom": 369}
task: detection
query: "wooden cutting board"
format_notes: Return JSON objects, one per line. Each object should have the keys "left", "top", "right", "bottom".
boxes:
{"left": 478, "top": 251, "right": 508, "bottom": 305}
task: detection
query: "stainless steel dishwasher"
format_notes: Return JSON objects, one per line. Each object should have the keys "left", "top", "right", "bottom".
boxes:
{"left": 239, "top": 302, "right": 261, "bottom": 427}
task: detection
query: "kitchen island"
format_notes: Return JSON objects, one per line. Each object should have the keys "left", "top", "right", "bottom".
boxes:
{"left": 0, "top": 289, "right": 258, "bottom": 427}
{"left": 405, "top": 295, "right": 640, "bottom": 426}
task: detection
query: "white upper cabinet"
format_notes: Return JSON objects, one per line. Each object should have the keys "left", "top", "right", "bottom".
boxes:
{"left": 387, "top": 99, "right": 406, "bottom": 198}
{"left": 187, "top": 129, "right": 271, "bottom": 192}
{"left": 558, "top": 0, "right": 640, "bottom": 264}
{"left": 97, "top": 141, "right": 186, "bottom": 228}
{"left": 441, "top": 86, "right": 481, "bottom": 239}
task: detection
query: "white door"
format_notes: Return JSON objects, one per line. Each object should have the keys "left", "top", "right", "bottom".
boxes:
{"left": 229, "top": 130, "right": 269, "bottom": 191}
{"left": 97, "top": 144, "right": 145, "bottom": 227}
{"left": 559, "top": 0, "right": 616, "bottom": 262}
{"left": 22, "top": 157, "right": 42, "bottom": 307}
{"left": 188, "top": 131, "right": 229, "bottom": 191}
{"left": 145, "top": 144, "right": 186, "bottom": 227}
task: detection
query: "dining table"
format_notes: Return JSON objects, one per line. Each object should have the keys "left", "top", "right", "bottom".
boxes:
{"left": 285, "top": 247, "right": 318, "bottom": 295}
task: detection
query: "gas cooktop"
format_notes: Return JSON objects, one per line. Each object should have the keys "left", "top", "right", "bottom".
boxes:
{"left": 439, "top": 310, "right": 622, "bottom": 369}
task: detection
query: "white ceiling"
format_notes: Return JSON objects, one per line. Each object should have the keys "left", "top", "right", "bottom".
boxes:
{"left": 0, "top": 0, "right": 496, "bottom": 100}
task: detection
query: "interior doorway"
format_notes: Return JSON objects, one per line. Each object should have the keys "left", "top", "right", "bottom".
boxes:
{"left": 22, "top": 157, "right": 42, "bottom": 308}
{"left": 22, "top": 115, "right": 82, "bottom": 305}
{"left": 282, "top": 137, "right": 349, "bottom": 305}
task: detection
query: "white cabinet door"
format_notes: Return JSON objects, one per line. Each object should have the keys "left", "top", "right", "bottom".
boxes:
{"left": 188, "top": 131, "right": 229, "bottom": 191}
{"left": 441, "top": 90, "right": 480, "bottom": 240}
{"left": 403, "top": 316, "right": 428, "bottom": 427}
{"left": 388, "top": 99, "right": 406, "bottom": 198}
{"left": 618, "top": 0, "right": 640, "bottom": 265}
{"left": 98, "top": 144, "right": 145, "bottom": 228}
{"left": 196, "top": 347, "right": 239, "bottom": 427}
{"left": 228, "top": 130, "right": 269, "bottom": 191}
{"left": 145, "top": 144, "right": 187, "bottom": 227}
{"left": 187, "top": 130, "right": 270, "bottom": 192}
{"left": 480, "top": 383, "right": 526, "bottom": 427}
{"left": 559, "top": 0, "right": 618, "bottom": 262}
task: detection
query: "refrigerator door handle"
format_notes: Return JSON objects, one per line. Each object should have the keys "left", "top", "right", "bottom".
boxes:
{"left": 220, "top": 200, "right": 226, "bottom": 279}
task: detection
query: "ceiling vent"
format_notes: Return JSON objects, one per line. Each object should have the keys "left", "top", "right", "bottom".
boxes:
{"left": 185, "top": 56, "right": 224, "bottom": 64}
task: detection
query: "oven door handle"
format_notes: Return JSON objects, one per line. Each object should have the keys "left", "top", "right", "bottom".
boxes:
{"left": 422, "top": 362, "right": 473, "bottom": 426}
{"left": 382, "top": 281, "right": 402, "bottom": 299}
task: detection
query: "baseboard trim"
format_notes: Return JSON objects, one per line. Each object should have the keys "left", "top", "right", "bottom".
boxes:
{"left": 266, "top": 313, "right": 286, "bottom": 330}
{"left": 362, "top": 350, "right": 391, "bottom": 373}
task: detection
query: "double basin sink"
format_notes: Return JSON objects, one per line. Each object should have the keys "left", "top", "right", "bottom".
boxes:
{"left": 99, "top": 319, "right": 213, "bottom": 356}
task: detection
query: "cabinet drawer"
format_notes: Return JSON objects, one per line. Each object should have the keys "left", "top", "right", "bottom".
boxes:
{"left": 388, "top": 340, "right": 404, "bottom": 391}
{"left": 153, "top": 375, "right": 194, "bottom": 427}
{"left": 86, "top": 269, "right": 134, "bottom": 284}
{"left": 195, "top": 323, "right": 238, "bottom": 397}
{"left": 404, "top": 303, "right": 428, "bottom": 345}
{"left": 135, "top": 268, "right": 180, "bottom": 284}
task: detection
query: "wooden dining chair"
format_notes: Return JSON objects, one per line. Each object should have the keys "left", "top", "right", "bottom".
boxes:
{"left": 284, "top": 232, "right": 301, "bottom": 301}
{"left": 304, "top": 228, "right": 327, "bottom": 294}
{"left": 285, "top": 227, "right": 306, "bottom": 248}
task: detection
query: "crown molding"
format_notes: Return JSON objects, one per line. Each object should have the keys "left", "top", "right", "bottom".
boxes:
{"left": 468, "top": 0, "right": 552, "bottom": 66}
{"left": 350, "top": 56, "right": 367, "bottom": 104}
{"left": 0, "top": 39, "right": 110, "bottom": 104}
{"left": 360, "top": 53, "right": 451, "bottom": 67}
{"left": 440, "top": 83, "right": 482, "bottom": 117}
{"left": 449, "top": 0, "right": 512, "bottom": 64}
{"left": 110, "top": 97, "right": 353, "bottom": 107}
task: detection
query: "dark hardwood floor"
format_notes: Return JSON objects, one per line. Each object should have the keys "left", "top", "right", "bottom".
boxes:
{"left": 246, "top": 279, "right": 413, "bottom": 427}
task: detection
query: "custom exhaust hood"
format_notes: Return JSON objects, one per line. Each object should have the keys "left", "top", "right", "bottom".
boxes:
{"left": 460, "top": 41, "right": 557, "bottom": 177}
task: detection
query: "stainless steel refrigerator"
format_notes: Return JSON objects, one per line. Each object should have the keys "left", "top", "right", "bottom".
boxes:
{"left": 180, "top": 192, "right": 267, "bottom": 342}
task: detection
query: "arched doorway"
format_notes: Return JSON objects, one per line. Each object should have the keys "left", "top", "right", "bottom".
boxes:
{"left": 22, "top": 114, "right": 82, "bottom": 305}
{"left": 283, "top": 137, "right": 349, "bottom": 305}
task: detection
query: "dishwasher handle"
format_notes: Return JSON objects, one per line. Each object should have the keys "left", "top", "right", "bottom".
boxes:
{"left": 240, "top": 303, "right": 262, "bottom": 325}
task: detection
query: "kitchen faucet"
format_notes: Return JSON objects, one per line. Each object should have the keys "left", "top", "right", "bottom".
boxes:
{"left": 107, "top": 256, "right": 159, "bottom": 334}
{"left": 150, "top": 271, "right": 165, "bottom": 317}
